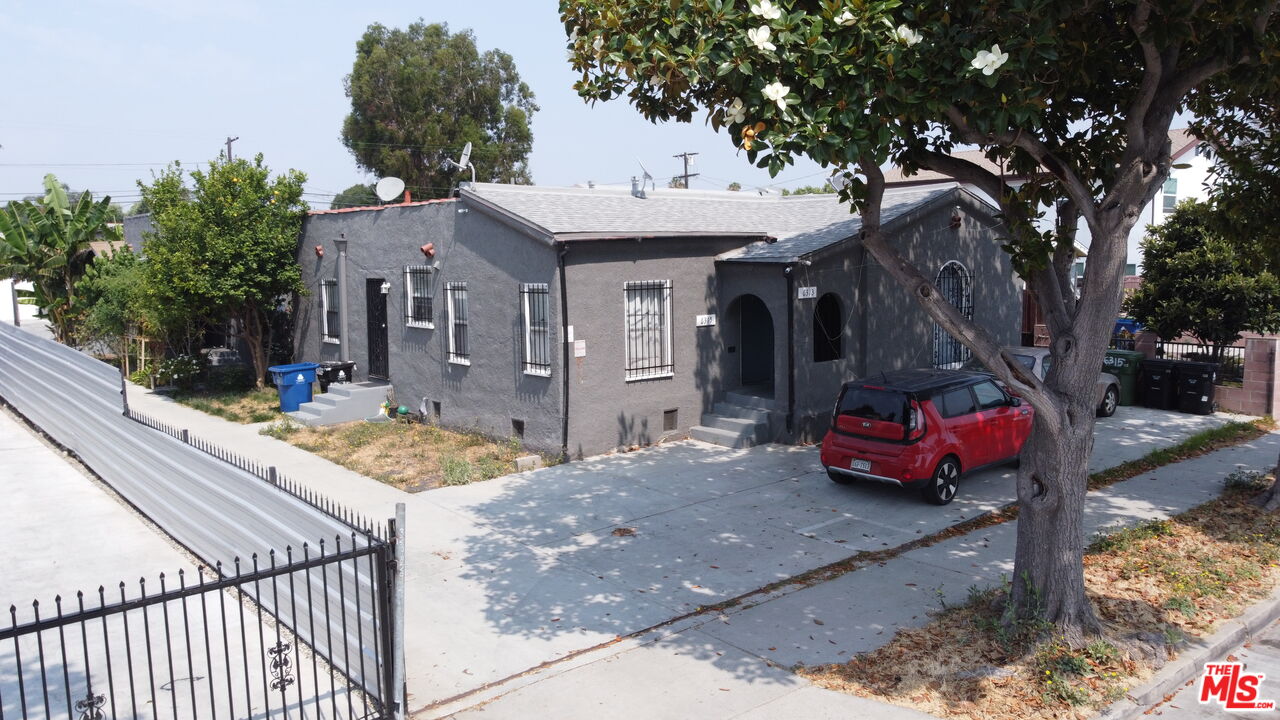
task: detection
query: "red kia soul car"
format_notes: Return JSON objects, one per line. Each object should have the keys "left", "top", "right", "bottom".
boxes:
{"left": 819, "top": 369, "right": 1033, "bottom": 505}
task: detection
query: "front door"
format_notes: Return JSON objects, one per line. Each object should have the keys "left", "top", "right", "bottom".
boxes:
{"left": 738, "top": 294, "right": 774, "bottom": 390}
{"left": 366, "top": 279, "right": 389, "bottom": 380}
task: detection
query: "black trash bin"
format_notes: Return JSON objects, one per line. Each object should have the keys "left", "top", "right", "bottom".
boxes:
{"left": 317, "top": 360, "right": 357, "bottom": 393}
{"left": 1176, "top": 361, "right": 1218, "bottom": 415}
{"left": 1139, "top": 359, "right": 1180, "bottom": 410}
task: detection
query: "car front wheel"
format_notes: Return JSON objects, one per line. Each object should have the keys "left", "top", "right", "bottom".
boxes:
{"left": 922, "top": 457, "right": 961, "bottom": 505}
{"left": 1097, "top": 385, "right": 1119, "bottom": 418}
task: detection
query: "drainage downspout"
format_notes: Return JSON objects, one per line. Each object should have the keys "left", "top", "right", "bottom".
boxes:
{"left": 785, "top": 263, "right": 796, "bottom": 437}
{"left": 558, "top": 243, "right": 571, "bottom": 459}
{"left": 336, "top": 237, "right": 351, "bottom": 363}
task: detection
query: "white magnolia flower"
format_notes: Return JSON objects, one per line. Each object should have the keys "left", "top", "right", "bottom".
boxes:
{"left": 750, "top": 0, "right": 782, "bottom": 20}
{"left": 568, "top": 27, "right": 578, "bottom": 45}
{"left": 762, "top": 81, "right": 790, "bottom": 110}
{"left": 970, "top": 44, "right": 1009, "bottom": 76}
{"left": 726, "top": 97, "right": 748, "bottom": 124}
{"left": 747, "top": 26, "right": 776, "bottom": 52}
{"left": 592, "top": 34, "right": 605, "bottom": 54}
{"left": 893, "top": 25, "right": 923, "bottom": 46}
{"left": 834, "top": 9, "right": 856, "bottom": 26}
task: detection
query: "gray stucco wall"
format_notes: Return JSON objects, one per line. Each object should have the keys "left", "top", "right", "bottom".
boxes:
{"left": 861, "top": 197, "right": 1022, "bottom": 386}
{"left": 561, "top": 237, "right": 746, "bottom": 459}
{"left": 295, "top": 200, "right": 565, "bottom": 453}
{"left": 713, "top": 262, "right": 791, "bottom": 440}
{"left": 122, "top": 214, "right": 152, "bottom": 254}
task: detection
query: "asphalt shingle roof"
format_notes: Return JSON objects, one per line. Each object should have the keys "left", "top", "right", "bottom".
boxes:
{"left": 462, "top": 182, "right": 959, "bottom": 263}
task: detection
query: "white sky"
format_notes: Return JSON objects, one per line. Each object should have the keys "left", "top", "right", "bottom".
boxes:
{"left": 0, "top": 1, "right": 830, "bottom": 210}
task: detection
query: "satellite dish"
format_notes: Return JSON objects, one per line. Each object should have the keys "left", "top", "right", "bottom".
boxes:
{"left": 375, "top": 177, "right": 405, "bottom": 203}
{"left": 458, "top": 142, "right": 472, "bottom": 170}
{"left": 827, "top": 172, "right": 851, "bottom": 192}
{"left": 636, "top": 159, "right": 655, "bottom": 189}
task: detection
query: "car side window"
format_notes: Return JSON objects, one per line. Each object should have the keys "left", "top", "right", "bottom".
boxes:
{"left": 972, "top": 380, "right": 1008, "bottom": 410}
{"left": 939, "top": 387, "right": 978, "bottom": 418}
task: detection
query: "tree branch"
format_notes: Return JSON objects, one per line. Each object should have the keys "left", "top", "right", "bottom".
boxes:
{"left": 944, "top": 106, "right": 1098, "bottom": 227}
{"left": 1125, "top": 1, "right": 1162, "bottom": 150}
{"left": 856, "top": 157, "right": 1058, "bottom": 425}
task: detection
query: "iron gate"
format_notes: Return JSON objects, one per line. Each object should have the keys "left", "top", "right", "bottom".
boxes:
{"left": 932, "top": 261, "right": 974, "bottom": 369}
{"left": 2, "top": 530, "right": 396, "bottom": 720}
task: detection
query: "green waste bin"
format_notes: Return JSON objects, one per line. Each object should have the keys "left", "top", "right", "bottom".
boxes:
{"left": 1103, "top": 349, "right": 1144, "bottom": 406}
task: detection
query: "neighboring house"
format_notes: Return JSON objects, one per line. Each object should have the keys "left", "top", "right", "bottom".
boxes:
{"left": 883, "top": 129, "right": 1210, "bottom": 276}
{"left": 121, "top": 214, "right": 152, "bottom": 255}
{"left": 293, "top": 182, "right": 1021, "bottom": 459}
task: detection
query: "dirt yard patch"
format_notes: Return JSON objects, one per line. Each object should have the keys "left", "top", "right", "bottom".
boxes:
{"left": 172, "top": 388, "right": 281, "bottom": 424}
{"left": 799, "top": 472, "right": 1280, "bottom": 720}
{"left": 263, "top": 419, "right": 556, "bottom": 491}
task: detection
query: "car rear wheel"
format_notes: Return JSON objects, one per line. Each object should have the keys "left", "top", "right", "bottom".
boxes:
{"left": 826, "top": 468, "right": 855, "bottom": 485}
{"left": 922, "top": 457, "right": 960, "bottom": 505}
{"left": 1097, "top": 385, "right": 1119, "bottom": 418}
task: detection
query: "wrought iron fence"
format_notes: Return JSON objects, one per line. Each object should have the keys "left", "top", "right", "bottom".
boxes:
{"left": 2, "top": 532, "right": 396, "bottom": 720}
{"left": 1155, "top": 341, "right": 1246, "bottom": 383}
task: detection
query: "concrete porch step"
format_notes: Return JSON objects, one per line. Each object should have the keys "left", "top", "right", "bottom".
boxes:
{"left": 712, "top": 403, "right": 772, "bottom": 424}
{"left": 689, "top": 424, "right": 755, "bottom": 449}
{"left": 288, "top": 382, "right": 390, "bottom": 426}
{"left": 700, "top": 414, "right": 765, "bottom": 443}
{"left": 724, "top": 390, "right": 776, "bottom": 410}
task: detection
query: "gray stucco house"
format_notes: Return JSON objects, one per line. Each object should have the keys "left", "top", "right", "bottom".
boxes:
{"left": 293, "top": 182, "right": 1020, "bottom": 459}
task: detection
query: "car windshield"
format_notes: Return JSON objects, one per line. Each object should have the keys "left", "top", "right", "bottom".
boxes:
{"left": 963, "top": 353, "right": 1037, "bottom": 375}
{"left": 838, "top": 387, "right": 907, "bottom": 424}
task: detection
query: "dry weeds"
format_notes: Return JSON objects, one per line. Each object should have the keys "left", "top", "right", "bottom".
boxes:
{"left": 799, "top": 483, "right": 1280, "bottom": 720}
{"left": 279, "top": 420, "right": 548, "bottom": 491}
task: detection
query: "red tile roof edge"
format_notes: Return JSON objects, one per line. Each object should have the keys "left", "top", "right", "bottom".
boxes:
{"left": 308, "top": 198, "right": 456, "bottom": 216}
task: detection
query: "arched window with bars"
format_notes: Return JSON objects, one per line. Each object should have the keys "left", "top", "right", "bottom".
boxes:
{"left": 933, "top": 261, "right": 973, "bottom": 369}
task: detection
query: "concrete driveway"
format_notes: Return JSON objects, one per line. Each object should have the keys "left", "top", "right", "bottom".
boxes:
{"left": 407, "top": 405, "right": 1241, "bottom": 708}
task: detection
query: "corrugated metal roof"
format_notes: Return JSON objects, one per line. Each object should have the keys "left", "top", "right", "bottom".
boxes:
{"left": 462, "top": 182, "right": 960, "bottom": 261}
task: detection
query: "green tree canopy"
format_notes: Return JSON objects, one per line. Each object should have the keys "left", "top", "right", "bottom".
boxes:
{"left": 1126, "top": 201, "right": 1280, "bottom": 354}
{"left": 563, "top": 0, "right": 1279, "bottom": 639}
{"left": 139, "top": 154, "right": 308, "bottom": 387}
{"left": 331, "top": 183, "right": 378, "bottom": 209}
{"left": 341, "top": 20, "right": 539, "bottom": 197}
{"left": 0, "top": 174, "right": 122, "bottom": 341}
{"left": 781, "top": 184, "right": 832, "bottom": 196}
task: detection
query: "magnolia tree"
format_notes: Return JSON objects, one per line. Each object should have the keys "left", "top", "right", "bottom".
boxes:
{"left": 562, "top": 0, "right": 1279, "bottom": 639}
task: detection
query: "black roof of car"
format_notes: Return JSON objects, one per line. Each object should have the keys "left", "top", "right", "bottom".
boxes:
{"left": 841, "top": 368, "right": 990, "bottom": 397}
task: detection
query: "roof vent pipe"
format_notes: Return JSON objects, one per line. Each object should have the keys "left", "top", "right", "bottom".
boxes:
{"left": 631, "top": 176, "right": 646, "bottom": 199}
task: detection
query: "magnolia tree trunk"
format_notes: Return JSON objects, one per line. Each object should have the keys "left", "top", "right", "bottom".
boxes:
{"left": 234, "top": 306, "right": 270, "bottom": 390}
{"left": 1008, "top": 382, "right": 1103, "bottom": 639}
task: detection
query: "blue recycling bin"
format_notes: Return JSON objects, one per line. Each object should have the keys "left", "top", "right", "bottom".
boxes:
{"left": 268, "top": 362, "right": 320, "bottom": 412}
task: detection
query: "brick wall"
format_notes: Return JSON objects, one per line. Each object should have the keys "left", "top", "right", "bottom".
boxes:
{"left": 1215, "top": 337, "right": 1278, "bottom": 416}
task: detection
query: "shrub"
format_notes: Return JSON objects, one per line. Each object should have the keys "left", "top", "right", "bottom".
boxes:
{"left": 259, "top": 417, "right": 302, "bottom": 439}
{"left": 155, "top": 354, "right": 204, "bottom": 390}
{"left": 206, "top": 364, "right": 257, "bottom": 392}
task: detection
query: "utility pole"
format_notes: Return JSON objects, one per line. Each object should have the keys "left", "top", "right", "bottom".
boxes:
{"left": 672, "top": 151, "right": 699, "bottom": 189}
{"left": 225, "top": 136, "right": 239, "bottom": 161}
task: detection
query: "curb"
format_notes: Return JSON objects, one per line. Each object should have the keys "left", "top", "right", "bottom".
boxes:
{"left": 1096, "top": 584, "right": 1280, "bottom": 720}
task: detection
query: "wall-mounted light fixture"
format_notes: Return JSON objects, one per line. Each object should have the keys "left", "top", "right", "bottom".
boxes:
{"left": 314, "top": 245, "right": 325, "bottom": 258}
{"left": 950, "top": 205, "right": 964, "bottom": 229}
{"left": 420, "top": 242, "right": 436, "bottom": 257}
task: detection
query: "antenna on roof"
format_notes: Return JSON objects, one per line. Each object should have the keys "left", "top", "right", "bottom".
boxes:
{"left": 636, "top": 159, "right": 655, "bottom": 191}
{"left": 445, "top": 142, "right": 476, "bottom": 185}
{"left": 375, "top": 177, "right": 406, "bottom": 204}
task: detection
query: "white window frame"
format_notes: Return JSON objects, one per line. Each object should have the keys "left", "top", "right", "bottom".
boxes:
{"left": 445, "top": 281, "right": 470, "bottom": 366}
{"left": 623, "top": 280, "right": 674, "bottom": 382}
{"left": 404, "top": 265, "right": 434, "bottom": 328}
{"left": 320, "top": 279, "right": 340, "bottom": 344}
{"left": 520, "top": 283, "right": 552, "bottom": 377}
{"left": 1162, "top": 177, "right": 1178, "bottom": 213}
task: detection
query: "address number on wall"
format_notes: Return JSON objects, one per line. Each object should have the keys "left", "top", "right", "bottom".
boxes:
{"left": 695, "top": 314, "right": 717, "bottom": 327}
{"left": 797, "top": 286, "right": 818, "bottom": 299}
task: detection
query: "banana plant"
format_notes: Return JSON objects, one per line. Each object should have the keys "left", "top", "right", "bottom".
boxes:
{"left": 0, "top": 174, "right": 122, "bottom": 342}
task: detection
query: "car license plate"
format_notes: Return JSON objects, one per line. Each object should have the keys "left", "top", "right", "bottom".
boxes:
{"left": 850, "top": 459, "right": 871, "bottom": 472}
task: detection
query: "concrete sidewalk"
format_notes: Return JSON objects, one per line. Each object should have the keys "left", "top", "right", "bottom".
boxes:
{"left": 440, "top": 431, "right": 1280, "bottom": 720}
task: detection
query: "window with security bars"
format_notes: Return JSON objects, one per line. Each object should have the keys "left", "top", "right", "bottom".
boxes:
{"left": 404, "top": 265, "right": 433, "bottom": 327}
{"left": 446, "top": 282, "right": 469, "bottom": 364}
{"left": 932, "top": 262, "right": 973, "bottom": 369}
{"left": 521, "top": 283, "right": 551, "bottom": 376}
{"left": 321, "top": 279, "right": 339, "bottom": 343}
{"left": 624, "top": 280, "right": 673, "bottom": 380}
